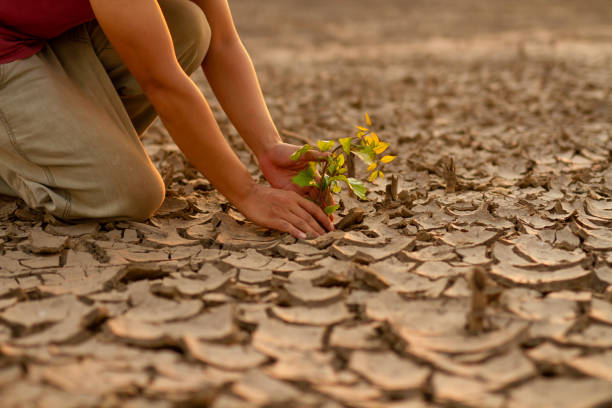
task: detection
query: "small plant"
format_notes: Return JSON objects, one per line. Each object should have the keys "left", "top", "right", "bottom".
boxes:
{"left": 290, "top": 113, "right": 397, "bottom": 215}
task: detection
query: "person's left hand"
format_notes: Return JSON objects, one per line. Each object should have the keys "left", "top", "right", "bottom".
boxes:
{"left": 257, "top": 142, "right": 334, "bottom": 213}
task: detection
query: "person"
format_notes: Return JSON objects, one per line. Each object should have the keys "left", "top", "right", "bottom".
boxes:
{"left": 0, "top": 0, "right": 334, "bottom": 239}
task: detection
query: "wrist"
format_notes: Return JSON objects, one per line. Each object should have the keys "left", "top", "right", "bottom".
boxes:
{"left": 226, "top": 177, "right": 258, "bottom": 209}
{"left": 252, "top": 133, "right": 282, "bottom": 160}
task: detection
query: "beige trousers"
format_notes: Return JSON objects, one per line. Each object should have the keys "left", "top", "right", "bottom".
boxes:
{"left": 0, "top": 0, "right": 210, "bottom": 220}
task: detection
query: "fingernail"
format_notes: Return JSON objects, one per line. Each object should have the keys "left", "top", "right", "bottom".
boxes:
{"left": 298, "top": 232, "right": 307, "bottom": 239}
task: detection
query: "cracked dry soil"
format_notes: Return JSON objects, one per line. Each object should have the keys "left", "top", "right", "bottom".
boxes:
{"left": 2, "top": 1, "right": 612, "bottom": 407}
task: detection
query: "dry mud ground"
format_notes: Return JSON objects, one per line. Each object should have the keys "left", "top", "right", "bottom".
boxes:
{"left": 3, "top": 1, "right": 612, "bottom": 407}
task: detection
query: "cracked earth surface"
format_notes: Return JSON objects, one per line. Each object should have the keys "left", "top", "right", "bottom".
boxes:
{"left": 2, "top": 1, "right": 612, "bottom": 407}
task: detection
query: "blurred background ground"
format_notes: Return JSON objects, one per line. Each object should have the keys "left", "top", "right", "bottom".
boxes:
{"left": 236, "top": 0, "right": 612, "bottom": 46}
{"left": 215, "top": 0, "right": 612, "bottom": 161}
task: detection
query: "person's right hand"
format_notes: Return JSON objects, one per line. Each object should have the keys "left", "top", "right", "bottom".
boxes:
{"left": 234, "top": 184, "right": 334, "bottom": 239}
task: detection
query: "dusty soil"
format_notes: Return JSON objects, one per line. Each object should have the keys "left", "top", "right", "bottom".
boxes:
{"left": 2, "top": 1, "right": 612, "bottom": 407}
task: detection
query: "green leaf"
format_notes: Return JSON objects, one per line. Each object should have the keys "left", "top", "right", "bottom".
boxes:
{"left": 324, "top": 204, "right": 340, "bottom": 215}
{"left": 328, "top": 153, "right": 347, "bottom": 176}
{"left": 337, "top": 153, "right": 345, "bottom": 167}
{"left": 329, "top": 175, "right": 349, "bottom": 184}
{"left": 291, "top": 163, "right": 318, "bottom": 188}
{"left": 353, "top": 148, "right": 376, "bottom": 165}
{"left": 328, "top": 160, "right": 338, "bottom": 176}
{"left": 348, "top": 177, "right": 367, "bottom": 199}
{"left": 290, "top": 144, "right": 313, "bottom": 161}
{"left": 317, "top": 140, "right": 335, "bottom": 152}
{"left": 339, "top": 137, "right": 352, "bottom": 154}
{"left": 329, "top": 175, "right": 366, "bottom": 199}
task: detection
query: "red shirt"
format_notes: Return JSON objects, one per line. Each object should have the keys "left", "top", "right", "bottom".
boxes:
{"left": 0, "top": 0, "right": 95, "bottom": 64}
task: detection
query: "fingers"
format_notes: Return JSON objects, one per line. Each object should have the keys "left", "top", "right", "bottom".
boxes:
{"left": 323, "top": 190, "right": 336, "bottom": 222}
{"left": 274, "top": 208, "right": 323, "bottom": 240}
{"left": 320, "top": 187, "right": 335, "bottom": 208}
{"left": 294, "top": 193, "right": 335, "bottom": 232}
{"left": 288, "top": 206, "right": 326, "bottom": 236}
{"left": 274, "top": 193, "right": 333, "bottom": 239}
{"left": 240, "top": 186, "right": 334, "bottom": 240}
{"left": 275, "top": 220, "right": 307, "bottom": 240}
{"left": 298, "top": 187, "right": 335, "bottom": 224}
{"left": 305, "top": 186, "right": 319, "bottom": 202}
{"left": 302, "top": 150, "right": 329, "bottom": 163}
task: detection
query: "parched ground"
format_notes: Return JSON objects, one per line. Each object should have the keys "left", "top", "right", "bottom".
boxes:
{"left": 2, "top": 1, "right": 612, "bottom": 407}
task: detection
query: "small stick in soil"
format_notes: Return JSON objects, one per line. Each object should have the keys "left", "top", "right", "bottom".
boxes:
{"left": 347, "top": 150, "right": 356, "bottom": 178}
{"left": 466, "top": 266, "right": 489, "bottom": 335}
{"left": 385, "top": 174, "right": 398, "bottom": 201}
{"left": 440, "top": 155, "right": 457, "bottom": 193}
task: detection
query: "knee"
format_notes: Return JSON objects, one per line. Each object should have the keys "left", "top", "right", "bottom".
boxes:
{"left": 54, "top": 166, "right": 165, "bottom": 222}
{"left": 161, "top": 0, "right": 211, "bottom": 74}
{"left": 91, "top": 167, "right": 165, "bottom": 221}
{"left": 118, "top": 169, "right": 166, "bottom": 220}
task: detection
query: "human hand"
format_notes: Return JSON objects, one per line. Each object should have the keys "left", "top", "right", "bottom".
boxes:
{"left": 257, "top": 142, "right": 335, "bottom": 211}
{"left": 234, "top": 184, "right": 334, "bottom": 239}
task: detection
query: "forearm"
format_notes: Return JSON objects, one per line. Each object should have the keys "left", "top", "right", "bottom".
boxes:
{"left": 202, "top": 40, "right": 281, "bottom": 158}
{"left": 144, "top": 74, "right": 255, "bottom": 204}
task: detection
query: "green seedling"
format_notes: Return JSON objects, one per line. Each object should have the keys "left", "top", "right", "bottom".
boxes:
{"left": 290, "top": 113, "right": 397, "bottom": 215}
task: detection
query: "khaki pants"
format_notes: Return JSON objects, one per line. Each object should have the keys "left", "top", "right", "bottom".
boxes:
{"left": 0, "top": 0, "right": 210, "bottom": 220}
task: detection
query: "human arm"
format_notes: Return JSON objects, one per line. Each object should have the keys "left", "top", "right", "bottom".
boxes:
{"left": 189, "top": 0, "right": 333, "bottom": 204}
{"left": 189, "top": 0, "right": 280, "bottom": 158}
{"left": 89, "top": 0, "right": 333, "bottom": 237}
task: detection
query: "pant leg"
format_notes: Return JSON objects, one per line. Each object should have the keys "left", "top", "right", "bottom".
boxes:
{"left": 0, "top": 28, "right": 165, "bottom": 220}
{"left": 0, "top": 0, "right": 210, "bottom": 219}
{"left": 0, "top": 172, "right": 15, "bottom": 196}
{"left": 89, "top": 0, "right": 211, "bottom": 135}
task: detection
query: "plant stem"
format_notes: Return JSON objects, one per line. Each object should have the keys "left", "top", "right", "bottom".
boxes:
{"left": 316, "top": 145, "right": 344, "bottom": 207}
